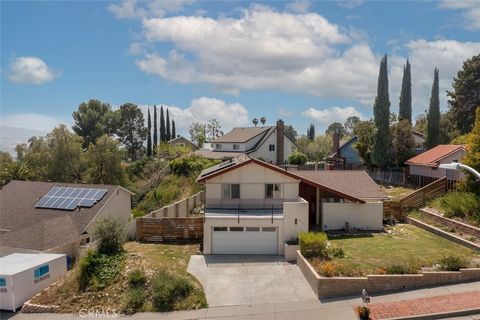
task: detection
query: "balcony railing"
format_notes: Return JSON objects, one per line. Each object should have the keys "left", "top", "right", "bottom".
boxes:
{"left": 205, "top": 204, "right": 283, "bottom": 223}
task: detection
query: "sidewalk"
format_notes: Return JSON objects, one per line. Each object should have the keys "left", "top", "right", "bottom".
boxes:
{"left": 6, "top": 281, "right": 480, "bottom": 320}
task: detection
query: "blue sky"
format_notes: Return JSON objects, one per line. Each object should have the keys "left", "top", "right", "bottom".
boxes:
{"left": 1, "top": 0, "right": 479, "bottom": 149}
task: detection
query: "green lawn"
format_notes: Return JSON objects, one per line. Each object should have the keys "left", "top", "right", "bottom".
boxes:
{"left": 326, "top": 224, "right": 479, "bottom": 275}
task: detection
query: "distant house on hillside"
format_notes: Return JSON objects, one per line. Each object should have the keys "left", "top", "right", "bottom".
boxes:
{"left": 326, "top": 135, "right": 364, "bottom": 169}
{"left": 196, "top": 120, "right": 296, "bottom": 165}
{"left": 168, "top": 135, "right": 199, "bottom": 150}
{"left": 405, "top": 144, "right": 466, "bottom": 182}
{"left": 412, "top": 131, "right": 426, "bottom": 154}
{"left": 0, "top": 181, "right": 133, "bottom": 259}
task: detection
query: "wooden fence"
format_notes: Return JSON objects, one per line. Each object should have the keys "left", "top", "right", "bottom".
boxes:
{"left": 136, "top": 217, "right": 203, "bottom": 242}
{"left": 384, "top": 177, "right": 448, "bottom": 220}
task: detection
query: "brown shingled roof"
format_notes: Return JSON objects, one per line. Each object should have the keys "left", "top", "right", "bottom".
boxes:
{"left": 0, "top": 180, "right": 125, "bottom": 251}
{"left": 405, "top": 145, "right": 465, "bottom": 167}
{"left": 212, "top": 126, "right": 272, "bottom": 143}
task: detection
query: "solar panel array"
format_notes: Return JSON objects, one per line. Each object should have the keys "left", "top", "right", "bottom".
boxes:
{"left": 35, "top": 186, "right": 108, "bottom": 211}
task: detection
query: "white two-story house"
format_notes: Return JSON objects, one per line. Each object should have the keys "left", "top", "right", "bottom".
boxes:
{"left": 197, "top": 156, "right": 387, "bottom": 256}
{"left": 196, "top": 120, "right": 296, "bottom": 164}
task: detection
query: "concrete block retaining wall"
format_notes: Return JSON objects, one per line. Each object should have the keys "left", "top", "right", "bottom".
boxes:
{"left": 407, "top": 217, "right": 480, "bottom": 251}
{"left": 146, "top": 191, "right": 205, "bottom": 218}
{"left": 296, "top": 251, "right": 480, "bottom": 298}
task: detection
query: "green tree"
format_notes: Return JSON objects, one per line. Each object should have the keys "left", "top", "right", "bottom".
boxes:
{"left": 206, "top": 119, "right": 223, "bottom": 140}
{"left": 72, "top": 99, "right": 118, "bottom": 148}
{"left": 426, "top": 68, "right": 440, "bottom": 149}
{"left": 0, "top": 161, "right": 37, "bottom": 185}
{"left": 153, "top": 105, "right": 158, "bottom": 155}
{"left": 147, "top": 108, "right": 152, "bottom": 157}
{"left": 297, "top": 135, "right": 332, "bottom": 161}
{"left": 344, "top": 116, "right": 360, "bottom": 135}
{"left": 189, "top": 122, "right": 206, "bottom": 147}
{"left": 166, "top": 109, "right": 171, "bottom": 141}
{"left": 171, "top": 120, "right": 176, "bottom": 139}
{"left": 371, "top": 54, "right": 391, "bottom": 168}
{"left": 252, "top": 118, "right": 259, "bottom": 127}
{"left": 414, "top": 115, "right": 427, "bottom": 135}
{"left": 15, "top": 136, "right": 50, "bottom": 180}
{"left": 83, "top": 135, "right": 127, "bottom": 185}
{"left": 160, "top": 106, "right": 166, "bottom": 142}
{"left": 307, "top": 123, "right": 315, "bottom": 140}
{"left": 260, "top": 117, "right": 267, "bottom": 125}
{"left": 0, "top": 151, "right": 13, "bottom": 168}
{"left": 46, "top": 125, "right": 84, "bottom": 182}
{"left": 288, "top": 151, "right": 308, "bottom": 165}
{"left": 284, "top": 124, "right": 298, "bottom": 142}
{"left": 399, "top": 59, "right": 412, "bottom": 123}
{"left": 325, "top": 122, "right": 347, "bottom": 137}
{"left": 117, "top": 103, "right": 148, "bottom": 161}
{"left": 447, "top": 54, "right": 480, "bottom": 134}
{"left": 462, "top": 107, "right": 480, "bottom": 195}
{"left": 354, "top": 120, "right": 376, "bottom": 166}
{"left": 391, "top": 120, "right": 415, "bottom": 167}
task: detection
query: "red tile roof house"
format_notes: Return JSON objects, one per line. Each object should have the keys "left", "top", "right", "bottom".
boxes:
{"left": 197, "top": 155, "right": 387, "bottom": 256}
{"left": 0, "top": 181, "right": 134, "bottom": 259}
{"left": 405, "top": 145, "right": 466, "bottom": 181}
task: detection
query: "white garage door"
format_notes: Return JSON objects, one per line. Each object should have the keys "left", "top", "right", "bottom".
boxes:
{"left": 212, "top": 226, "right": 278, "bottom": 254}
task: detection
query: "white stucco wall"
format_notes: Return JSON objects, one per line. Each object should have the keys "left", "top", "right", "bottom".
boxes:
{"left": 214, "top": 134, "right": 264, "bottom": 152}
{"left": 408, "top": 150, "right": 466, "bottom": 180}
{"left": 322, "top": 202, "right": 383, "bottom": 231}
{"left": 249, "top": 130, "right": 278, "bottom": 163}
{"left": 283, "top": 198, "right": 309, "bottom": 242}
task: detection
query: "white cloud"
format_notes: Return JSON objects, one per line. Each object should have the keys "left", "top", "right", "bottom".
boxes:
{"left": 337, "top": 0, "right": 363, "bottom": 9}
{"left": 302, "top": 106, "right": 364, "bottom": 125}
{"left": 139, "top": 97, "right": 249, "bottom": 134}
{"left": 439, "top": 0, "right": 480, "bottom": 30}
{"left": 8, "top": 57, "right": 60, "bottom": 85}
{"left": 278, "top": 108, "right": 294, "bottom": 117}
{"left": 286, "top": 0, "right": 311, "bottom": 13}
{"left": 0, "top": 113, "right": 66, "bottom": 131}
{"left": 108, "top": 0, "right": 194, "bottom": 19}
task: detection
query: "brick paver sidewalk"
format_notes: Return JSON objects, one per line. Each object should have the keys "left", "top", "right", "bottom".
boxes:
{"left": 362, "top": 291, "right": 480, "bottom": 319}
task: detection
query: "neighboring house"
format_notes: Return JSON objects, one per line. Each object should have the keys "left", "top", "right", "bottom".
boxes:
{"left": 168, "top": 135, "right": 199, "bottom": 150}
{"left": 197, "top": 156, "right": 387, "bottom": 255}
{"left": 412, "top": 131, "right": 426, "bottom": 154}
{"left": 405, "top": 144, "right": 466, "bottom": 180}
{"left": 326, "top": 135, "right": 364, "bottom": 169}
{"left": 0, "top": 181, "right": 133, "bottom": 258}
{"left": 196, "top": 120, "right": 296, "bottom": 165}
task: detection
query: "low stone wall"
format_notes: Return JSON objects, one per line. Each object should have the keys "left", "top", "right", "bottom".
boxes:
{"left": 284, "top": 243, "right": 299, "bottom": 261}
{"left": 407, "top": 217, "right": 480, "bottom": 251}
{"left": 21, "top": 302, "right": 59, "bottom": 313}
{"left": 420, "top": 208, "right": 480, "bottom": 238}
{"left": 296, "top": 250, "right": 480, "bottom": 298}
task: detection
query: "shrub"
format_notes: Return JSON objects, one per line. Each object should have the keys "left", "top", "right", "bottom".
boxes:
{"left": 430, "top": 192, "right": 480, "bottom": 220}
{"left": 385, "top": 263, "right": 420, "bottom": 274}
{"left": 124, "top": 287, "right": 145, "bottom": 314}
{"left": 170, "top": 155, "right": 219, "bottom": 176}
{"left": 76, "top": 250, "right": 125, "bottom": 291}
{"left": 77, "top": 250, "right": 97, "bottom": 291}
{"left": 299, "top": 232, "right": 329, "bottom": 259}
{"left": 285, "top": 237, "right": 298, "bottom": 245}
{"left": 318, "top": 261, "right": 337, "bottom": 277}
{"left": 329, "top": 245, "right": 345, "bottom": 258}
{"left": 94, "top": 217, "right": 126, "bottom": 255}
{"left": 355, "top": 306, "right": 370, "bottom": 320}
{"left": 128, "top": 269, "right": 147, "bottom": 288}
{"left": 288, "top": 151, "right": 308, "bottom": 165}
{"left": 438, "top": 255, "right": 467, "bottom": 271}
{"left": 150, "top": 270, "right": 193, "bottom": 311}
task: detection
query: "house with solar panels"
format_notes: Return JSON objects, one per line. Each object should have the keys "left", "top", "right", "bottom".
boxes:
{"left": 0, "top": 180, "right": 134, "bottom": 258}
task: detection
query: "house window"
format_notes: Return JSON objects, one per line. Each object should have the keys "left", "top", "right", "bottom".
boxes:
{"left": 269, "top": 144, "right": 275, "bottom": 151}
{"left": 222, "top": 184, "right": 240, "bottom": 199}
{"left": 233, "top": 144, "right": 240, "bottom": 150}
{"left": 453, "top": 159, "right": 458, "bottom": 163}
{"left": 230, "top": 227, "right": 244, "bottom": 232}
{"left": 215, "top": 144, "right": 222, "bottom": 149}
{"left": 178, "top": 143, "right": 185, "bottom": 147}
{"left": 213, "top": 227, "right": 228, "bottom": 231}
{"left": 432, "top": 167, "right": 438, "bottom": 171}
{"left": 246, "top": 227, "right": 260, "bottom": 232}
{"left": 262, "top": 227, "right": 276, "bottom": 232}
{"left": 265, "top": 183, "right": 282, "bottom": 198}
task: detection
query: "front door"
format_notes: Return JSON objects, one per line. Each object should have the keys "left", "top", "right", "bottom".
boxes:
{"left": 299, "top": 182, "right": 317, "bottom": 226}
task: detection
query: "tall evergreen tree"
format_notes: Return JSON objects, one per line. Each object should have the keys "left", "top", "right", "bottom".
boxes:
{"left": 160, "top": 105, "right": 166, "bottom": 142}
{"left": 166, "top": 109, "right": 171, "bottom": 141}
{"left": 172, "top": 120, "right": 176, "bottom": 139}
{"left": 371, "top": 54, "right": 391, "bottom": 168}
{"left": 146, "top": 108, "right": 152, "bottom": 157}
{"left": 426, "top": 68, "right": 440, "bottom": 149}
{"left": 153, "top": 105, "right": 158, "bottom": 155}
{"left": 307, "top": 124, "right": 315, "bottom": 140}
{"left": 399, "top": 59, "right": 412, "bottom": 123}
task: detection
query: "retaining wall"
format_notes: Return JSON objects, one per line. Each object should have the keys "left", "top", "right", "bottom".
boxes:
{"left": 419, "top": 208, "right": 480, "bottom": 239}
{"left": 146, "top": 190, "right": 205, "bottom": 218}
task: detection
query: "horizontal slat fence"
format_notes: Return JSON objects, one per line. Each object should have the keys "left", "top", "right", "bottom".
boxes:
{"left": 137, "top": 217, "right": 203, "bottom": 242}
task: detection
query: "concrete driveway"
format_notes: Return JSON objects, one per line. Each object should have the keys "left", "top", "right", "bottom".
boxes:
{"left": 187, "top": 255, "right": 316, "bottom": 307}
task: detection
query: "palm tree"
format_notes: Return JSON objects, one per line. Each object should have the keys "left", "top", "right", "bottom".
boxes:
{"left": 252, "top": 118, "right": 259, "bottom": 127}
{"left": 260, "top": 117, "right": 267, "bottom": 125}
{"left": 0, "top": 161, "right": 37, "bottom": 186}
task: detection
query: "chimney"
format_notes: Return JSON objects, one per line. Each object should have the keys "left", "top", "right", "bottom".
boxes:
{"left": 276, "top": 119, "right": 284, "bottom": 165}
{"left": 332, "top": 131, "right": 341, "bottom": 156}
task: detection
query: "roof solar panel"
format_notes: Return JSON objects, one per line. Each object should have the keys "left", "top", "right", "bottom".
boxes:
{"left": 35, "top": 187, "right": 108, "bottom": 211}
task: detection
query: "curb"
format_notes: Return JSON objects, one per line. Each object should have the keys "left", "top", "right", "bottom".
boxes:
{"left": 383, "top": 307, "right": 480, "bottom": 320}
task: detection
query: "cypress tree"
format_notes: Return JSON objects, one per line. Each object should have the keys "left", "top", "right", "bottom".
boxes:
{"left": 307, "top": 124, "right": 315, "bottom": 140}
{"left": 153, "top": 105, "right": 158, "bottom": 155}
{"left": 371, "top": 54, "right": 391, "bottom": 168}
{"left": 160, "top": 106, "right": 166, "bottom": 142}
{"left": 399, "top": 59, "right": 412, "bottom": 123}
{"left": 147, "top": 107, "right": 152, "bottom": 157}
{"left": 426, "top": 68, "right": 440, "bottom": 149}
{"left": 166, "top": 109, "right": 171, "bottom": 141}
{"left": 172, "top": 120, "right": 176, "bottom": 139}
